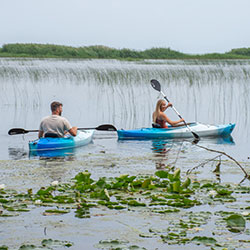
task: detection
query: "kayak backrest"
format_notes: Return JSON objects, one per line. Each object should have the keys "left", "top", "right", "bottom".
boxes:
{"left": 152, "top": 123, "right": 162, "bottom": 128}
{"left": 44, "top": 132, "right": 59, "bottom": 138}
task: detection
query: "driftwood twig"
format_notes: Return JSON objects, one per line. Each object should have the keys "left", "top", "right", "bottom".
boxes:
{"left": 193, "top": 144, "right": 249, "bottom": 178}
{"left": 187, "top": 154, "right": 222, "bottom": 174}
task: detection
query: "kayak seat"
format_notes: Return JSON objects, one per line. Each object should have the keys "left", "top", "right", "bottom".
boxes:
{"left": 152, "top": 123, "right": 162, "bottom": 128}
{"left": 44, "top": 132, "right": 59, "bottom": 138}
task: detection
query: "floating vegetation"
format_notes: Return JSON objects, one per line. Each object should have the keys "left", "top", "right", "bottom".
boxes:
{"left": 95, "top": 239, "right": 147, "bottom": 250}
{"left": 225, "top": 214, "right": 246, "bottom": 233}
{"left": 191, "top": 236, "right": 217, "bottom": 246}
{"left": 43, "top": 209, "right": 70, "bottom": 215}
{"left": 18, "top": 239, "right": 73, "bottom": 249}
{"left": 0, "top": 246, "right": 8, "bottom": 250}
{"left": 0, "top": 168, "right": 250, "bottom": 249}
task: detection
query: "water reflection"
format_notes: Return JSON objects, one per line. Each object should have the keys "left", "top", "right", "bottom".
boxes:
{"left": 151, "top": 135, "right": 235, "bottom": 170}
{"left": 8, "top": 146, "right": 76, "bottom": 161}
{"left": 202, "top": 135, "right": 235, "bottom": 145}
{"left": 152, "top": 140, "right": 173, "bottom": 154}
{"left": 151, "top": 139, "right": 173, "bottom": 169}
{"left": 8, "top": 147, "right": 28, "bottom": 160}
{"left": 29, "top": 148, "right": 76, "bottom": 159}
{"left": 35, "top": 156, "right": 75, "bottom": 184}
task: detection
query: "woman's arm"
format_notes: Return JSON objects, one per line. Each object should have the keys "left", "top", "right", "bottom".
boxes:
{"left": 161, "top": 113, "right": 184, "bottom": 126}
{"left": 166, "top": 102, "right": 173, "bottom": 109}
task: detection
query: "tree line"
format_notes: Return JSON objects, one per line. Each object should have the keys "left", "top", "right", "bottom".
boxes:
{"left": 0, "top": 43, "right": 250, "bottom": 59}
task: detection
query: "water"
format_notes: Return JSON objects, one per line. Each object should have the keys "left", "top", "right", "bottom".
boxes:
{"left": 0, "top": 58, "right": 250, "bottom": 249}
{"left": 1, "top": 58, "right": 250, "bottom": 181}
{"left": 0, "top": 58, "right": 249, "bottom": 159}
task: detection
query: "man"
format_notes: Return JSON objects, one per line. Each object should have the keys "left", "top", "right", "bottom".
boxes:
{"left": 38, "top": 101, "right": 77, "bottom": 138}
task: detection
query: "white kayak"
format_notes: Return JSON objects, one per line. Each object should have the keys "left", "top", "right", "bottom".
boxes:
{"left": 117, "top": 122, "right": 235, "bottom": 139}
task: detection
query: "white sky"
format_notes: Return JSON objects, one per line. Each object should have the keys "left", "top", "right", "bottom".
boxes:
{"left": 1, "top": 0, "right": 250, "bottom": 54}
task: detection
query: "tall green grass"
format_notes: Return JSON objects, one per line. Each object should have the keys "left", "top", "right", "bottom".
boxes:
{"left": 1, "top": 43, "right": 250, "bottom": 59}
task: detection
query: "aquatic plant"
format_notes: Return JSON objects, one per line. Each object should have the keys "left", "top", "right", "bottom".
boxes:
{"left": 226, "top": 214, "right": 246, "bottom": 233}
{"left": 18, "top": 239, "right": 73, "bottom": 249}
{"left": 1, "top": 169, "right": 250, "bottom": 249}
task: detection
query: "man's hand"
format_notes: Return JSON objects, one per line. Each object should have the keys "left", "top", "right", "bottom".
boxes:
{"left": 69, "top": 126, "right": 78, "bottom": 136}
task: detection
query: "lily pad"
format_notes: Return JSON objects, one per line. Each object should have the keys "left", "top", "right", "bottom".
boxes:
{"left": 192, "top": 236, "right": 217, "bottom": 246}
{"left": 0, "top": 246, "right": 8, "bottom": 250}
{"left": 95, "top": 239, "right": 129, "bottom": 249}
{"left": 43, "top": 209, "right": 69, "bottom": 216}
{"left": 41, "top": 238, "right": 73, "bottom": 248}
{"left": 19, "top": 245, "right": 37, "bottom": 250}
{"left": 155, "top": 170, "right": 168, "bottom": 178}
{"left": 226, "top": 214, "right": 246, "bottom": 232}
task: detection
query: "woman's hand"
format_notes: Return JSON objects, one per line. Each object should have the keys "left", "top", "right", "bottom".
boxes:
{"left": 167, "top": 102, "right": 173, "bottom": 108}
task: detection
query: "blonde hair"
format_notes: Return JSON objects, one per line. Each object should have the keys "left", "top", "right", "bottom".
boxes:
{"left": 153, "top": 99, "right": 166, "bottom": 123}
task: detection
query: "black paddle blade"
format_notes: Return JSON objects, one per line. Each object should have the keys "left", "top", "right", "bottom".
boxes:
{"left": 150, "top": 79, "right": 161, "bottom": 92}
{"left": 96, "top": 124, "right": 117, "bottom": 131}
{"left": 191, "top": 132, "right": 200, "bottom": 144}
{"left": 192, "top": 137, "right": 200, "bottom": 145}
{"left": 192, "top": 131, "right": 200, "bottom": 140}
{"left": 8, "top": 128, "right": 28, "bottom": 135}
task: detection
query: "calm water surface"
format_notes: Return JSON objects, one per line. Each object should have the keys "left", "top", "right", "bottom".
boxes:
{"left": 1, "top": 58, "right": 249, "bottom": 159}
{"left": 0, "top": 58, "right": 250, "bottom": 249}
{"left": 0, "top": 58, "right": 250, "bottom": 181}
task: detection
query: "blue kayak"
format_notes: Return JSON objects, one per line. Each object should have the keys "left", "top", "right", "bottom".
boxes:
{"left": 117, "top": 122, "right": 235, "bottom": 139}
{"left": 29, "top": 130, "right": 94, "bottom": 152}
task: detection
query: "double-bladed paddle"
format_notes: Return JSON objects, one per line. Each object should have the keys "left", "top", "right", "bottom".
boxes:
{"left": 8, "top": 124, "right": 117, "bottom": 135}
{"left": 150, "top": 79, "right": 200, "bottom": 142}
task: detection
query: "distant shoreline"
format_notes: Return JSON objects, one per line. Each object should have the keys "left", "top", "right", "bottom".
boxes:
{"left": 0, "top": 43, "right": 250, "bottom": 60}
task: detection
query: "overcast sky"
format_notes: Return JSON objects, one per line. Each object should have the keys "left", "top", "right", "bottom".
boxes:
{"left": 1, "top": 0, "right": 250, "bottom": 54}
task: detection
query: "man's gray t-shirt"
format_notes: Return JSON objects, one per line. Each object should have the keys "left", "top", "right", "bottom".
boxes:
{"left": 39, "top": 115, "right": 72, "bottom": 137}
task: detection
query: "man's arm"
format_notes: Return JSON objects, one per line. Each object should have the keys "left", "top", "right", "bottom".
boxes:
{"left": 68, "top": 126, "right": 78, "bottom": 136}
{"left": 38, "top": 130, "right": 44, "bottom": 138}
{"left": 63, "top": 118, "right": 77, "bottom": 136}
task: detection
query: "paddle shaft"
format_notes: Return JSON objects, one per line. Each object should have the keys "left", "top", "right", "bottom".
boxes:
{"left": 9, "top": 128, "right": 97, "bottom": 134}
{"left": 161, "top": 90, "right": 188, "bottom": 126}
{"left": 8, "top": 124, "right": 117, "bottom": 135}
{"left": 14, "top": 128, "right": 109, "bottom": 132}
{"left": 160, "top": 91, "right": 200, "bottom": 140}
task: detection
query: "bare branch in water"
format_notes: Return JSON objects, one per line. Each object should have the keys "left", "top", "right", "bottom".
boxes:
{"left": 187, "top": 154, "right": 222, "bottom": 175}
{"left": 192, "top": 144, "right": 249, "bottom": 178}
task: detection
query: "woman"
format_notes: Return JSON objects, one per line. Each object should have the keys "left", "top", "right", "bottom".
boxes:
{"left": 152, "top": 99, "right": 184, "bottom": 128}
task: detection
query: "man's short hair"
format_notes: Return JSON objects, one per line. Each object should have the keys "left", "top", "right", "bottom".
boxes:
{"left": 51, "top": 101, "right": 63, "bottom": 112}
